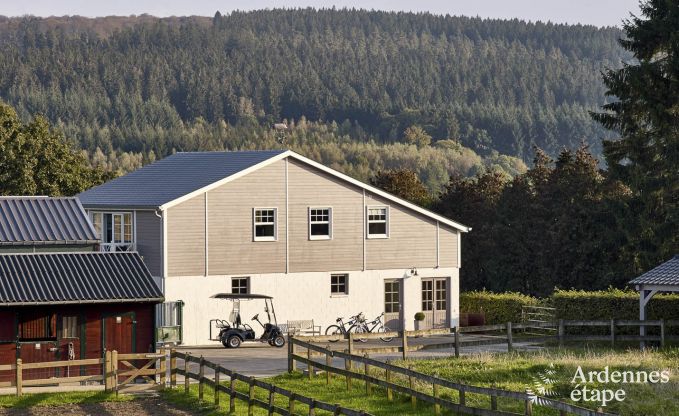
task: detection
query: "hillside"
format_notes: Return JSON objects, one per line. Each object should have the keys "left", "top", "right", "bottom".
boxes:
{"left": 0, "top": 10, "right": 627, "bottom": 188}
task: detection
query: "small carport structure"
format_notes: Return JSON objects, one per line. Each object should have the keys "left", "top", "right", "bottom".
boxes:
{"left": 630, "top": 255, "right": 679, "bottom": 340}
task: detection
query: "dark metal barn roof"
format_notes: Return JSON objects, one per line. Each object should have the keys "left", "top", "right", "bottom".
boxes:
{"left": 0, "top": 197, "right": 98, "bottom": 246}
{"left": 78, "top": 150, "right": 286, "bottom": 209}
{"left": 0, "top": 252, "right": 163, "bottom": 305}
{"left": 629, "top": 255, "right": 679, "bottom": 287}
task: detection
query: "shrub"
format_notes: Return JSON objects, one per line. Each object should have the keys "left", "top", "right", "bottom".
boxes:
{"left": 551, "top": 288, "right": 679, "bottom": 321}
{"left": 414, "top": 312, "right": 426, "bottom": 321}
{"left": 460, "top": 290, "right": 540, "bottom": 324}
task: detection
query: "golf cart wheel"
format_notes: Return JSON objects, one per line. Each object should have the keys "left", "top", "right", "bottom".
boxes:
{"left": 227, "top": 335, "right": 242, "bottom": 348}
{"left": 273, "top": 335, "right": 286, "bottom": 348}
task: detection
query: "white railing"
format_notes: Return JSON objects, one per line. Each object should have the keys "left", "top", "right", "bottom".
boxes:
{"left": 99, "top": 242, "right": 136, "bottom": 252}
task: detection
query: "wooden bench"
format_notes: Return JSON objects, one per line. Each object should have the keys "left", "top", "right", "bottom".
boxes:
{"left": 286, "top": 320, "right": 321, "bottom": 336}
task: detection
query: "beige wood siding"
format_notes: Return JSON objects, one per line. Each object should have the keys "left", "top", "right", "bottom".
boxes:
{"left": 207, "top": 161, "right": 286, "bottom": 275}
{"left": 135, "top": 211, "right": 162, "bottom": 276}
{"left": 287, "top": 159, "right": 363, "bottom": 272}
{"left": 438, "top": 225, "right": 460, "bottom": 268}
{"left": 167, "top": 194, "right": 205, "bottom": 277}
{"left": 365, "top": 193, "right": 438, "bottom": 270}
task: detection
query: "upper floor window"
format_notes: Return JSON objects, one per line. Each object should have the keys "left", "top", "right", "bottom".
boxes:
{"left": 253, "top": 208, "right": 277, "bottom": 241}
{"left": 367, "top": 207, "right": 389, "bottom": 238}
{"left": 309, "top": 207, "right": 332, "bottom": 240}
{"left": 89, "top": 212, "right": 134, "bottom": 252}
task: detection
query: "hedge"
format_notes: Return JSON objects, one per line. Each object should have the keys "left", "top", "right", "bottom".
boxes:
{"left": 551, "top": 288, "right": 679, "bottom": 321}
{"left": 460, "top": 291, "right": 540, "bottom": 324}
{"left": 460, "top": 288, "right": 679, "bottom": 326}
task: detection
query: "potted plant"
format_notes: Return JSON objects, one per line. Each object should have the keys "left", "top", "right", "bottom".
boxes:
{"left": 414, "top": 312, "right": 426, "bottom": 330}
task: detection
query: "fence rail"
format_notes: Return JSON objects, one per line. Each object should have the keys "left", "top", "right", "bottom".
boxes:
{"left": 289, "top": 337, "right": 615, "bottom": 416}
{"left": 173, "top": 351, "right": 372, "bottom": 416}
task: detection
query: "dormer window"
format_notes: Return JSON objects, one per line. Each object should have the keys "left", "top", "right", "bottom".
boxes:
{"left": 89, "top": 212, "right": 134, "bottom": 252}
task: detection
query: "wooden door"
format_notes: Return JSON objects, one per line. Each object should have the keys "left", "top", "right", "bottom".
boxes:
{"left": 103, "top": 313, "right": 135, "bottom": 354}
{"left": 384, "top": 280, "right": 402, "bottom": 331}
{"left": 421, "top": 278, "right": 449, "bottom": 329}
{"left": 18, "top": 342, "right": 58, "bottom": 380}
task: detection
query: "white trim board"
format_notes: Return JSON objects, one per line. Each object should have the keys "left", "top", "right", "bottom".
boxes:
{"left": 159, "top": 150, "right": 470, "bottom": 233}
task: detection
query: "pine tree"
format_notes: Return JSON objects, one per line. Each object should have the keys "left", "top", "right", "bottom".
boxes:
{"left": 592, "top": 0, "right": 679, "bottom": 271}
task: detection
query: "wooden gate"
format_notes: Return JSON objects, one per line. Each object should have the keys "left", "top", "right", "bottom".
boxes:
{"left": 110, "top": 351, "right": 165, "bottom": 392}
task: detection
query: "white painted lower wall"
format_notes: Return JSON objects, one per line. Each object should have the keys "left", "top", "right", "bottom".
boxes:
{"left": 163, "top": 267, "right": 459, "bottom": 346}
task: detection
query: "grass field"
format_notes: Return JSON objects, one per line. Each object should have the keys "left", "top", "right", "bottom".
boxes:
{"left": 1, "top": 347, "right": 677, "bottom": 416}
{"left": 0, "top": 391, "right": 131, "bottom": 409}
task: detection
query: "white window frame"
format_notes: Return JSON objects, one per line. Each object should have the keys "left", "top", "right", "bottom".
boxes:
{"left": 88, "top": 210, "right": 135, "bottom": 252}
{"left": 253, "top": 208, "right": 277, "bottom": 242}
{"left": 308, "top": 207, "right": 332, "bottom": 240}
{"left": 366, "top": 206, "right": 389, "bottom": 239}
{"left": 330, "top": 273, "right": 349, "bottom": 296}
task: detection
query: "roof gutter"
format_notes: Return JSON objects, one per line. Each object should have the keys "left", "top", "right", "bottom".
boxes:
{"left": 0, "top": 297, "right": 164, "bottom": 307}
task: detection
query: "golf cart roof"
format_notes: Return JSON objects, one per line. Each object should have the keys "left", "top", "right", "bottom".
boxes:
{"left": 211, "top": 293, "right": 273, "bottom": 300}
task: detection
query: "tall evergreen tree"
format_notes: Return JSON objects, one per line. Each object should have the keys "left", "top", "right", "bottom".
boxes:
{"left": 592, "top": 0, "right": 679, "bottom": 271}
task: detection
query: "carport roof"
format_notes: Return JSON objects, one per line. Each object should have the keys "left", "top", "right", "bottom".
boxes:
{"left": 629, "top": 255, "right": 679, "bottom": 287}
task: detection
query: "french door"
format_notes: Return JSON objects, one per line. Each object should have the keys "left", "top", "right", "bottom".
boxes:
{"left": 421, "top": 278, "right": 448, "bottom": 329}
{"left": 384, "top": 280, "right": 402, "bottom": 331}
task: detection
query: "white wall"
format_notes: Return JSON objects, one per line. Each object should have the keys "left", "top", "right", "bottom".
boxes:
{"left": 164, "top": 267, "right": 459, "bottom": 346}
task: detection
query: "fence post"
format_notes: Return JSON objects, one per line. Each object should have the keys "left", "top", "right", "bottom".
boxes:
{"left": 401, "top": 330, "right": 408, "bottom": 360}
{"left": 433, "top": 381, "right": 440, "bottom": 415}
{"left": 558, "top": 319, "right": 565, "bottom": 347}
{"left": 364, "top": 353, "right": 371, "bottom": 395}
{"left": 490, "top": 383, "right": 497, "bottom": 410}
{"left": 408, "top": 365, "right": 416, "bottom": 408}
{"left": 170, "top": 348, "right": 177, "bottom": 387}
{"left": 214, "top": 366, "right": 220, "bottom": 406}
{"left": 385, "top": 361, "right": 393, "bottom": 401}
{"left": 248, "top": 377, "right": 255, "bottom": 416}
{"left": 15, "top": 358, "right": 22, "bottom": 397}
{"left": 267, "top": 390, "right": 275, "bottom": 416}
{"left": 104, "top": 351, "right": 111, "bottom": 391}
{"left": 307, "top": 347, "right": 314, "bottom": 379}
{"left": 660, "top": 319, "right": 665, "bottom": 349}
{"left": 326, "top": 349, "right": 332, "bottom": 385}
{"left": 345, "top": 349, "right": 352, "bottom": 390}
{"left": 184, "top": 353, "right": 190, "bottom": 394}
{"left": 506, "top": 322, "right": 513, "bottom": 352}
{"left": 459, "top": 386, "right": 466, "bottom": 407}
{"left": 525, "top": 389, "right": 533, "bottom": 415}
{"left": 229, "top": 376, "right": 236, "bottom": 414}
{"left": 159, "top": 348, "right": 166, "bottom": 388}
{"left": 111, "top": 350, "right": 118, "bottom": 393}
{"left": 288, "top": 392, "right": 296, "bottom": 414}
{"left": 309, "top": 399, "right": 317, "bottom": 416}
{"left": 348, "top": 332, "right": 354, "bottom": 356}
{"left": 288, "top": 336, "right": 296, "bottom": 373}
{"left": 198, "top": 356, "right": 205, "bottom": 401}
{"left": 454, "top": 327, "right": 460, "bottom": 358}
{"left": 610, "top": 319, "right": 616, "bottom": 348}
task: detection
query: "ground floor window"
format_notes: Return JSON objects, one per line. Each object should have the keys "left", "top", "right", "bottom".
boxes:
{"left": 384, "top": 280, "right": 400, "bottom": 313}
{"left": 18, "top": 312, "right": 56, "bottom": 341}
{"left": 61, "top": 316, "right": 79, "bottom": 338}
{"left": 231, "top": 277, "right": 250, "bottom": 294}
{"left": 331, "top": 274, "right": 348, "bottom": 295}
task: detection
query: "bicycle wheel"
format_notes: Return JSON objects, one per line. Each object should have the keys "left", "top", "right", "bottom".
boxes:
{"left": 349, "top": 324, "right": 368, "bottom": 342}
{"left": 377, "top": 325, "right": 393, "bottom": 342}
{"left": 325, "top": 325, "right": 343, "bottom": 342}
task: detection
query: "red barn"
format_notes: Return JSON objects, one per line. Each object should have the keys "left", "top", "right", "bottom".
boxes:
{"left": 0, "top": 197, "right": 162, "bottom": 381}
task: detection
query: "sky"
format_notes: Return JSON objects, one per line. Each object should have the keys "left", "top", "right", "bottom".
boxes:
{"left": 0, "top": 0, "right": 641, "bottom": 27}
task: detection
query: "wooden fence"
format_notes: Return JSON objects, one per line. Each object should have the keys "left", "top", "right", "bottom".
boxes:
{"left": 173, "top": 351, "right": 372, "bottom": 416}
{"left": 289, "top": 337, "right": 615, "bottom": 416}
{"left": 0, "top": 350, "right": 166, "bottom": 396}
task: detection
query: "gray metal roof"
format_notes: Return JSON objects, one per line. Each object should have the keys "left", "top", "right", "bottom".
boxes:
{"left": 0, "top": 197, "right": 98, "bottom": 246}
{"left": 78, "top": 150, "right": 286, "bottom": 208}
{"left": 629, "top": 255, "right": 679, "bottom": 287}
{"left": 0, "top": 252, "right": 163, "bottom": 305}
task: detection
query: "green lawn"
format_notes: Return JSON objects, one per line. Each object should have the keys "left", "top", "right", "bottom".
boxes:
{"left": 0, "top": 391, "right": 131, "bottom": 409}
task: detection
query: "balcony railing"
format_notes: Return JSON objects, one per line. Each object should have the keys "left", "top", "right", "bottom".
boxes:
{"left": 99, "top": 242, "right": 136, "bottom": 252}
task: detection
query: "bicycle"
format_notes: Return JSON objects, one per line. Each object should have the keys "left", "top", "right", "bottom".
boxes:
{"left": 359, "top": 312, "right": 393, "bottom": 342}
{"left": 325, "top": 313, "right": 367, "bottom": 342}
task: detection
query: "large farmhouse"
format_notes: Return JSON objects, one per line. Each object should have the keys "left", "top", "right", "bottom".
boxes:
{"left": 79, "top": 150, "right": 469, "bottom": 345}
{"left": 0, "top": 197, "right": 162, "bottom": 379}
